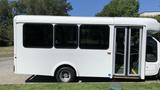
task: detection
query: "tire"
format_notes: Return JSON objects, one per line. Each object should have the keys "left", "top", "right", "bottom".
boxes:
{"left": 157, "top": 69, "right": 160, "bottom": 79}
{"left": 55, "top": 67, "right": 76, "bottom": 82}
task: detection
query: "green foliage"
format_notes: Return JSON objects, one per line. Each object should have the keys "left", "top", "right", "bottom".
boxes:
{"left": 154, "top": 15, "right": 160, "bottom": 22}
{"left": 14, "top": 0, "right": 72, "bottom": 15}
{"left": 0, "top": 0, "right": 12, "bottom": 18}
{"left": 0, "top": 0, "right": 13, "bottom": 46}
{"left": 0, "top": 21, "right": 13, "bottom": 46}
{"left": 96, "top": 0, "right": 139, "bottom": 17}
{"left": 0, "top": 0, "right": 72, "bottom": 46}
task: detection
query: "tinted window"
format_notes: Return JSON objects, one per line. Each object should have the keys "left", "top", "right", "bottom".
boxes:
{"left": 54, "top": 24, "right": 78, "bottom": 48}
{"left": 80, "top": 25, "right": 110, "bottom": 49}
{"left": 146, "top": 37, "right": 157, "bottom": 62}
{"left": 23, "top": 23, "right": 53, "bottom": 48}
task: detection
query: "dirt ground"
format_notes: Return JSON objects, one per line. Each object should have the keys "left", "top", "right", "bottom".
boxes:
{"left": 0, "top": 57, "right": 30, "bottom": 84}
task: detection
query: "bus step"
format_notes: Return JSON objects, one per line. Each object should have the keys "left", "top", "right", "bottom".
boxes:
{"left": 113, "top": 76, "right": 140, "bottom": 79}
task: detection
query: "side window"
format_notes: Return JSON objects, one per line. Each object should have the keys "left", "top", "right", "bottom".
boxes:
{"left": 80, "top": 25, "right": 110, "bottom": 49}
{"left": 146, "top": 37, "right": 157, "bottom": 62}
{"left": 54, "top": 24, "right": 78, "bottom": 49}
{"left": 23, "top": 23, "right": 53, "bottom": 48}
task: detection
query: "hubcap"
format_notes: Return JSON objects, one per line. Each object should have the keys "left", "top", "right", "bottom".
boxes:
{"left": 59, "top": 70, "right": 71, "bottom": 82}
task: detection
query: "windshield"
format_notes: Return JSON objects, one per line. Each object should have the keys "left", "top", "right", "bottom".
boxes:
{"left": 147, "top": 30, "right": 160, "bottom": 42}
{"left": 146, "top": 30, "right": 158, "bottom": 62}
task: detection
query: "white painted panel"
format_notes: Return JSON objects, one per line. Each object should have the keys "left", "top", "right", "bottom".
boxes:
{"left": 15, "top": 23, "right": 113, "bottom": 78}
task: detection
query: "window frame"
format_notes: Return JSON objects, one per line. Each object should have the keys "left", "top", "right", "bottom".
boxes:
{"left": 54, "top": 24, "right": 78, "bottom": 49}
{"left": 79, "top": 24, "right": 110, "bottom": 50}
{"left": 146, "top": 36, "right": 158, "bottom": 62}
{"left": 23, "top": 23, "right": 53, "bottom": 48}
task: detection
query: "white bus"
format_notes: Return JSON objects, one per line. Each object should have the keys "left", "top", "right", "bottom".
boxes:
{"left": 14, "top": 15, "right": 160, "bottom": 82}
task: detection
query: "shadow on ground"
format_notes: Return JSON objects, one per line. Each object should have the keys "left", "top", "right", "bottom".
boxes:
{"left": 25, "top": 75, "right": 159, "bottom": 83}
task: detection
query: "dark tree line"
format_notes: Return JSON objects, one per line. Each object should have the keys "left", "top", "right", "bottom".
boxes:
{"left": 0, "top": 0, "right": 72, "bottom": 46}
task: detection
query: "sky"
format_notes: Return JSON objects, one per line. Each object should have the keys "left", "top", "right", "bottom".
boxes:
{"left": 9, "top": 0, "right": 160, "bottom": 16}
{"left": 68, "top": 0, "right": 160, "bottom": 16}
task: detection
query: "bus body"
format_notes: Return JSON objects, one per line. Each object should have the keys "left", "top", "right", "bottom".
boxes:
{"left": 14, "top": 15, "right": 160, "bottom": 82}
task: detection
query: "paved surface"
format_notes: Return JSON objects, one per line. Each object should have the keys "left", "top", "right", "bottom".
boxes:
{"left": 0, "top": 57, "right": 30, "bottom": 84}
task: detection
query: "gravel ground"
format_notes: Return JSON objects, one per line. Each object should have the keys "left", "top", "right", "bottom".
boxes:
{"left": 0, "top": 57, "right": 30, "bottom": 84}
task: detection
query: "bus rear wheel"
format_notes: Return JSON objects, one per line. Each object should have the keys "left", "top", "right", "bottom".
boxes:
{"left": 157, "top": 69, "right": 160, "bottom": 79}
{"left": 55, "top": 67, "right": 76, "bottom": 82}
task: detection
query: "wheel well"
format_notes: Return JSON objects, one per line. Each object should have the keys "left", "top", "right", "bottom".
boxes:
{"left": 54, "top": 64, "right": 77, "bottom": 76}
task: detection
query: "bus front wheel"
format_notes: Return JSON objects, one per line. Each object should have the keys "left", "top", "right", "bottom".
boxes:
{"left": 55, "top": 67, "right": 76, "bottom": 82}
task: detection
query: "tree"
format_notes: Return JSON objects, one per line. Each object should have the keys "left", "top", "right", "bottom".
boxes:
{"left": 0, "top": 23, "right": 10, "bottom": 46}
{"left": 0, "top": 0, "right": 73, "bottom": 46}
{"left": 96, "top": 0, "right": 139, "bottom": 17}
{"left": 0, "top": 0, "right": 13, "bottom": 46}
{"left": 0, "top": 0, "right": 13, "bottom": 18}
{"left": 154, "top": 15, "right": 160, "bottom": 22}
{"left": 14, "top": 0, "right": 72, "bottom": 16}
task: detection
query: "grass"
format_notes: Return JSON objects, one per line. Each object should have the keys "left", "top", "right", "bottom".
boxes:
{"left": 0, "top": 83, "right": 160, "bottom": 90}
{"left": 0, "top": 46, "right": 13, "bottom": 58}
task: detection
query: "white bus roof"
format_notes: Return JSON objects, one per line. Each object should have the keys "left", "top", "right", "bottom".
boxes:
{"left": 14, "top": 15, "right": 160, "bottom": 31}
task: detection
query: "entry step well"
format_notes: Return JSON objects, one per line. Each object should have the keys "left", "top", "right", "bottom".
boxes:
{"left": 113, "top": 76, "right": 140, "bottom": 79}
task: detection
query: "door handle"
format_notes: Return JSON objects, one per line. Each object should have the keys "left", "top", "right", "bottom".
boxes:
{"left": 107, "top": 52, "right": 111, "bottom": 55}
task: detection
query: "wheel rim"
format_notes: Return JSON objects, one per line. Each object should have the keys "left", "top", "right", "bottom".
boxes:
{"left": 59, "top": 70, "right": 71, "bottom": 82}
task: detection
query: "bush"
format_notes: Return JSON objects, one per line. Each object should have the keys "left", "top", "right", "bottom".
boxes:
{"left": 0, "top": 22, "right": 13, "bottom": 46}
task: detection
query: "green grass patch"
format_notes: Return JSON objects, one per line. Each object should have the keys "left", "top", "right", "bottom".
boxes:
{"left": 0, "top": 83, "right": 159, "bottom": 90}
{"left": 0, "top": 46, "right": 13, "bottom": 58}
